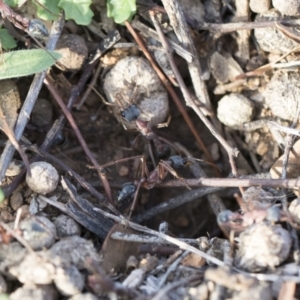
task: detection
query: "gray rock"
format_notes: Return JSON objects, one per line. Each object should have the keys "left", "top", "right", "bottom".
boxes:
{"left": 54, "top": 215, "right": 81, "bottom": 238}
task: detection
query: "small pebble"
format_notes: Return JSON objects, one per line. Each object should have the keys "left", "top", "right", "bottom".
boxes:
{"left": 19, "top": 216, "right": 57, "bottom": 250}
{"left": 5, "top": 160, "right": 23, "bottom": 177}
{"left": 272, "top": 0, "right": 300, "bottom": 16}
{"left": 9, "top": 284, "right": 58, "bottom": 300}
{"left": 217, "top": 93, "right": 254, "bottom": 128}
{"left": 206, "top": 238, "right": 229, "bottom": 265}
{"left": 10, "top": 191, "right": 23, "bottom": 211}
{"left": 198, "top": 236, "right": 210, "bottom": 252}
{"left": 0, "top": 211, "right": 14, "bottom": 223}
{"left": 232, "top": 283, "right": 272, "bottom": 300}
{"left": 55, "top": 34, "right": 88, "bottom": 72}
{"left": 0, "top": 242, "right": 27, "bottom": 273}
{"left": 54, "top": 265, "right": 84, "bottom": 296}
{"left": 19, "top": 204, "right": 30, "bottom": 219}
{"left": 26, "top": 162, "right": 59, "bottom": 195}
{"left": 209, "top": 52, "right": 243, "bottom": 83}
{"left": 0, "top": 80, "right": 20, "bottom": 130}
{"left": 254, "top": 9, "right": 300, "bottom": 54}
{"left": 289, "top": 198, "right": 300, "bottom": 223}
{"left": 103, "top": 56, "right": 169, "bottom": 130}
{"left": 49, "top": 236, "right": 101, "bottom": 270}
{"left": 249, "top": 0, "right": 271, "bottom": 13}
{"left": 122, "top": 268, "right": 146, "bottom": 289}
{"left": 178, "top": 0, "right": 204, "bottom": 23}
{"left": 31, "top": 98, "right": 53, "bottom": 128}
{"left": 139, "top": 255, "right": 158, "bottom": 272}
{"left": 9, "top": 252, "right": 55, "bottom": 285}
{"left": 242, "top": 187, "right": 275, "bottom": 210}
{"left": 264, "top": 71, "right": 300, "bottom": 121}
{"left": 235, "top": 223, "right": 291, "bottom": 272}
{"left": 54, "top": 215, "right": 81, "bottom": 238}
{"left": 29, "top": 195, "right": 48, "bottom": 215}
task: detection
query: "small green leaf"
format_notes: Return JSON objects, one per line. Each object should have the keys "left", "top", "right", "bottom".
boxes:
{"left": 33, "top": 0, "right": 60, "bottom": 21}
{"left": 0, "top": 294, "right": 9, "bottom": 300}
{"left": 0, "top": 189, "right": 5, "bottom": 204}
{"left": 0, "top": 49, "right": 61, "bottom": 80}
{"left": 58, "top": 0, "right": 94, "bottom": 25}
{"left": 3, "top": 0, "right": 19, "bottom": 7}
{"left": 107, "top": 0, "right": 136, "bottom": 24}
{"left": 0, "top": 29, "right": 17, "bottom": 50}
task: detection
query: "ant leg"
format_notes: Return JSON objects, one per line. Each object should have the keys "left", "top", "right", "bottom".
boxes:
{"left": 128, "top": 157, "right": 149, "bottom": 219}
{"left": 157, "top": 136, "right": 185, "bottom": 154}
{"left": 121, "top": 134, "right": 142, "bottom": 151}
{"left": 128, "top": 180, "right": 143, "bottom": 219}
{"left": 140, "top": 155, "right": 150, "bottom": 178}
{"left": 159, "top": 160, "right": 191, "bottom": 190}
{"left": 88, "top": 85, "right": 117, "bottom": 107}
{"left": 148, "top": 141, "right": 157, "bottom": 167}
{"left": 156, "top": 114, "right": 172, "bottom": 128}
{"left": 87, "top": 155, "right": 144, "bottom": 169}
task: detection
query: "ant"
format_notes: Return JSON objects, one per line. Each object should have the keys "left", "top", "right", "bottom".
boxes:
{"left": 94, "top": 85, "right": 172, "bottom": 161}
{"left": 98, "top": 154, "right": 211, "bottom": 218}
{"left": 0, "top": 0, "right": 49, "bottom": 39}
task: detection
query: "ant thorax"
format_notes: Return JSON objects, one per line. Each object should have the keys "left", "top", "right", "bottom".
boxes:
{"left": 103, "top": 56, "right": 169, "bottom": 130}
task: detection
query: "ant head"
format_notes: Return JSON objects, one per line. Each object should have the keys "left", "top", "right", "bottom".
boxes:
{"left": 155, "top": 144, "right": 170, "bottom": 159}
{"left": 168, "top": 155, "right": 189, "bottom": 168}
{"left": 53, "top": 131, "right": 66, "bottom": 146}
{"left": 266, "top": 206, "right": 281, "bottom": 223}
{"left": 121, "top": 105, "right": 141, "bottom": 122}
{"left": 217, "top": 210, "right": 234, "bottom": 224}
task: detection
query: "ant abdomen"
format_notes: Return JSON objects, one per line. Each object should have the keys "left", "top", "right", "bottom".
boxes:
{"left": 118, "top": 182, "right": 136, "bottom": 202}
{"left": 27, "top": 19, "right": 49, "bottom": 38}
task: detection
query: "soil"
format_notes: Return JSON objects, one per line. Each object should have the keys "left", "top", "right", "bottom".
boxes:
{"left": 0, "top": 0, "right": 300, "bottom": 299}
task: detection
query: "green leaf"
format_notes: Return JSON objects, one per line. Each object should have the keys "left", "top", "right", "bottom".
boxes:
{"left": 0, "top": 49, "right": 61, "bottom": 80}
{"left": 0, "top": 293, "right": 9, "bottom": 300}
{"left": 3, "top": 0, "right": 19, "bottom": 7}
{"left": 0, "top": 29, "right": 17, "bottom": 50}
{"left": 0, "top": 189, "right": 5, "bottom": 204}
{"left": 32, "top": 0, "right": 60, "bottom": 21}
{"left": 58, "top": 0, "right": 94, "bottom": 25}
{"left": 107, "top": 0, "right": 136, "bottom": 24}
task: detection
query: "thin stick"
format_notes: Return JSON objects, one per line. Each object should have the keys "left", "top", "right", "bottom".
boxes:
{"left": 197, "top": 19, "right": 300, "bottom": 34}
{"left": 75, "top": 61, "right": 102, "bottom": 109}
{"left": 44, "top": 76, "right": 113, "bottom": 203}
{"left": 156, "top": 177, "right": 300, "bottom": 189}
{"left": 131, "top": 19, "right": 193, "bottom": 63}
{"left": 110, "top": 231, "right": 199, "bottom": 245}
{"left": 234, "top": 0, "right": 250, "bottom": 61}
{"left": 160, "top": 0, "right": 212, "bottom": 111}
